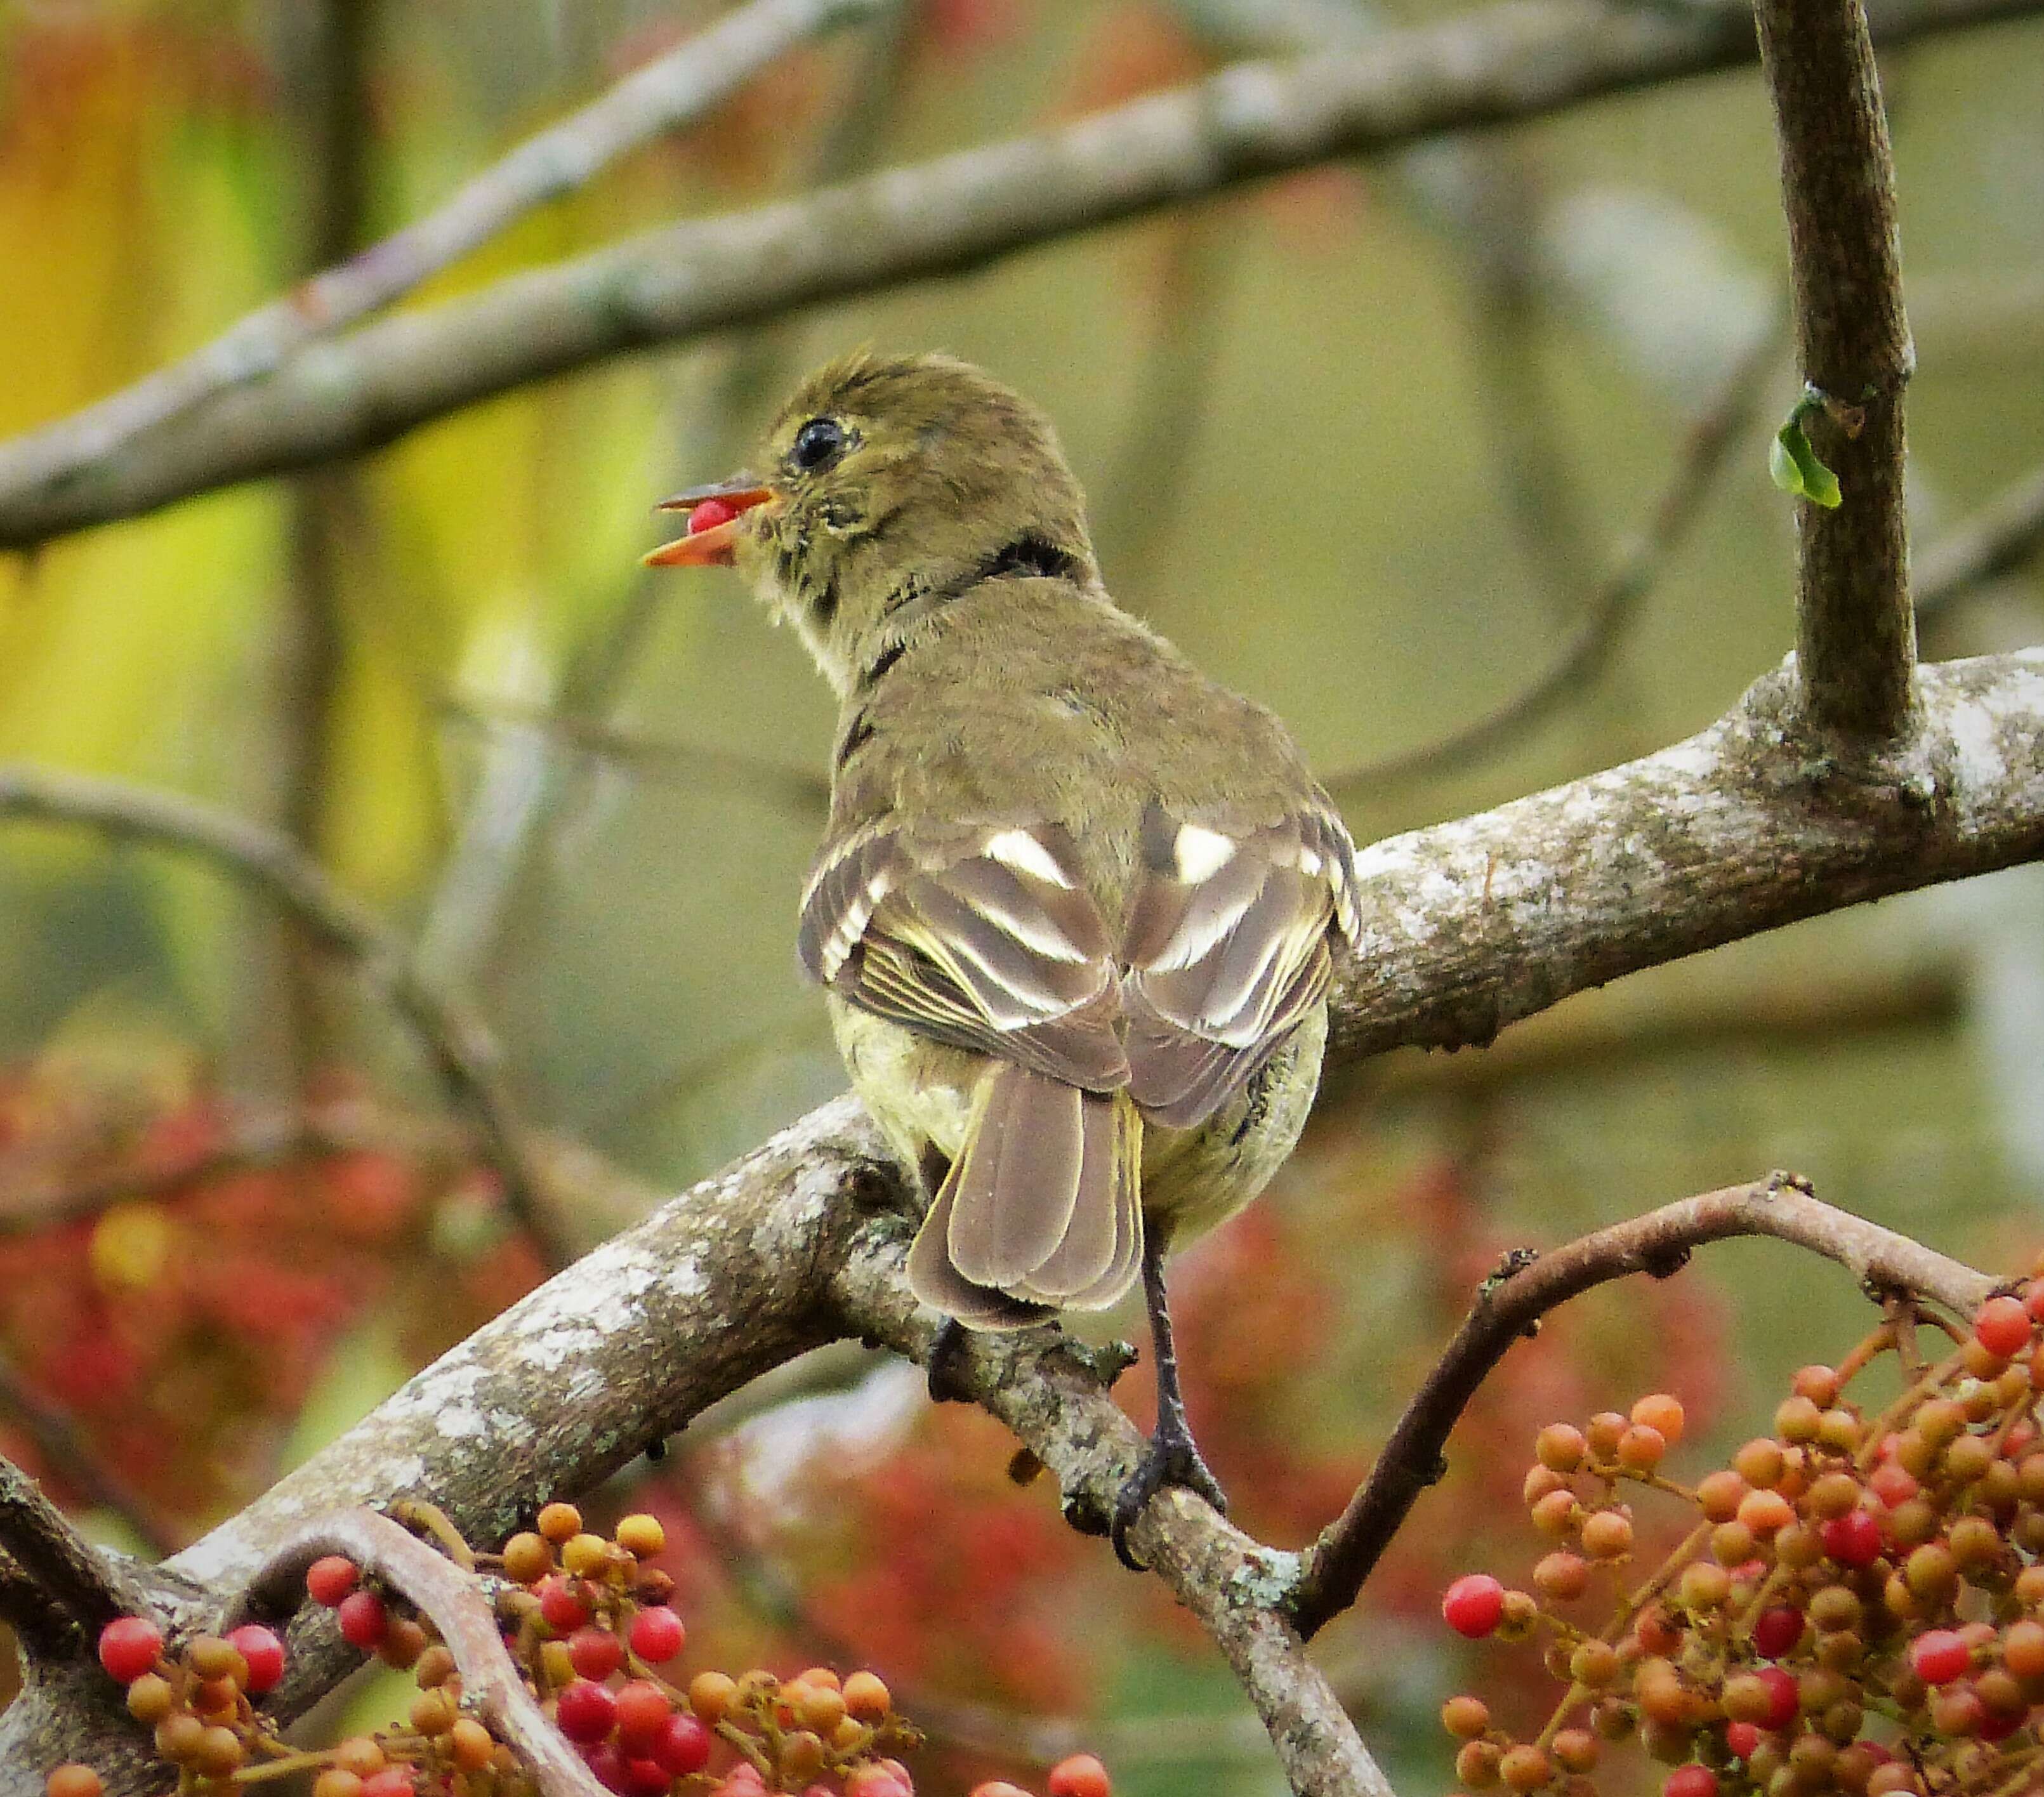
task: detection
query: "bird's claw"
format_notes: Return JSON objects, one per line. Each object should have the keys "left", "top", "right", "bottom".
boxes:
{"left": 1111, "top": 1423, "right": 1228, "bottom": 1571}
{"left": 926, "top": 1319, "right": 973, "bottom": 1404}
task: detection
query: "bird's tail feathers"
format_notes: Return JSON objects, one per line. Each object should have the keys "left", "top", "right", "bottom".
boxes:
{"left": 906, "top": 1067, "right": 1144, "bottom": 1331}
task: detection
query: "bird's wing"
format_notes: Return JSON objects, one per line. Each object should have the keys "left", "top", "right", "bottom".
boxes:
{"left": 798, "top": 819, "right": 1130, "bottom": 1090}
{"left": 1118, "top": 797, "right": 1359, "bottom": 1128}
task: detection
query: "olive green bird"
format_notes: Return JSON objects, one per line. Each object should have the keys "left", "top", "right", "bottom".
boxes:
{"left": 646, "top": 352, "right": 1359, "bottom": 1565}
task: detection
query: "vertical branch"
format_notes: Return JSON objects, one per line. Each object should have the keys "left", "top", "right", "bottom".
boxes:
{"left": 1753, "top": 0, "right": 1917, "bottom": 741}
{"left": 277, "top": 0, "right": 380, "bottom": 1079}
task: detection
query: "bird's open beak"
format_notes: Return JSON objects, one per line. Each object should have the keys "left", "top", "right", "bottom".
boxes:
{"left": 642, "top": 477, "right": 780, "bottom": 568}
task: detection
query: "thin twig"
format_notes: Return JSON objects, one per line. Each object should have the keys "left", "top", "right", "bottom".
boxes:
{"left": 236, "top": 1508, "right": 604, "bottom": 1796}
{"left": 1328, "top": 312, "right": 1785, "bottom": 801}
{"left": 3, "top": 0, "right": 2034, "bottom": 548}
{"left": 1755, "top": 0, "right": 1917, "bottom": 740}
{"left": 1915, "top": 461, "right": 2044, "bottom": 617}
{"left": 438, "top": 700, "right": 830, "bottom": 815}
{"left": 0, "top": 0, "right": 886, "bottom": 508}
{"left": 1284, "top": 1171, "right": 1998, "bottom": 1637}
{"left": 0, "top": 765, "right": 571, "bottom": 1270}
{"left": 0, "top": 1353, "right": 182, "bottom": 1558}
{"left": 0, "top": 1452, "right": 160, "bottom": 1635}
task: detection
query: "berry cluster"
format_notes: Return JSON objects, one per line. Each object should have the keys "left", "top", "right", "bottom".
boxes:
{"left": 49, "top": 1501, "right": 1112, "bottom": 1797}
{"left": 1438, "top": 1284, "right": 2044, "bottom": 1797}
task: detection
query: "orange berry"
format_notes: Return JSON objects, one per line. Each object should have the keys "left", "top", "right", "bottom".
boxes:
{"left": 689, "top": 1671, "right": 739, "bottom": 1724}
{"left": 1046, "top": 1754, "right": 1111, "bottom": 1797}
{"left": 1534, "top": 1552, "right": 1590, "bottom": 1601}
{"left": 46, "top": 1768, "right": 102, "bottom": 1797}
{"left": 615, "top": 1514, "right": 666, "bottom": 1558}
{"left": 1734, "top": 1438, "right": 1786, "bottom": 1489}
{"left": 1631, "top": 1394, "right": 1684, "bottom": 1445}
{"left": 1618, "top": 1425, "right": 1666, "bottom": 1471}
{"left": 843, "top": 1670, "right": 892, "bottom": 1721}
{"left": 1536, "top": 1425, "right": 1587, "bottom": 1472}
{"left": 333, "top": 1738, "right": 386, "bottom": 1777}
{"left": 502, "top": 1532, "right": 552, "bottom": 1583}
{"left": 1737, "top": 1489, "right": 1795, "bottom": 1536}
{"left": 537, "top": 1503, "right": 583, "bottom": 1544}
{"left": 1499, "top": 1744, "right": 1553, "bottom": 1791}
{"left": 1457, "top": 1741, "right": 1503, "bottom": 1789}
{"left": 1442, "top": 1696, "right": 1491, "bottom": 1739}
{"left": 313, "top": 1772, "right": 364, "bottom": 1797}
{"left": 1581, "top": 1510, "right": 1633, "bottom": 1559}
{"left": 1696, "top": 1470, "right": 1748, "bottom": 1522}
{"left": 449, "top": 1720, "right": 495, "bottom": 1772}
{"left": 1551, "top": 1730, "right": 1599, "bottom": 1775}
{"left": 562, "top": 1533, "right": 611, "bottom": 1578}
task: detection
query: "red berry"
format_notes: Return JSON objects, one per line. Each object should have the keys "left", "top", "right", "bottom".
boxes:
{"left": 1981, "top": 1703, "right": 2029, "bottom": 1742}
{"left": 583, "top": 1744, "right": 630, "bottom": 1794}
{"left": 1912, "top": 1629, "right": 1972, "bottom": 1685}
{"left": 1753, "top": 1605, "right": 1805, "bottom": 1656}
{"left": 651, "top": 1713, "right": 710, "bottom": 1777}
{"left": 1868, "top": 1463, "right": 1918, "bottom": 1508}
{"left": 614, "top": 1680, "right": 672, "bottom": 1752}
{"left": 1755, "top": 1666, "right": 1798, "bottom": 1731}
{"left": 360, "top": 1773, "right": 412, "bottom": 1797}
{"left": 306, "top": 1556, "right": 360, "bottom": 1607}
{"left": 96, "top": 1616, "right": 163, "bottom": 1684}
{"left": 1975, "top": 1296, "right": 2032, "bottom": 1358}
{"left": 623, "top": 1761, "right": 671, "bottom": 1796}
{"left": 538, "top": 1576, "right": 591, "bottom": 1633}
{"left": 628, "top": 1606, "right": 685, "bottom": 1662}
{"left": 1821, "top": 1510, "right": 1883, "bottom": 1569}
{"left": 1442, "top": 1574, "right": 1507, "bottom": 1638}
{"left": 557, "top": 1679, "right": 619, "bottom": 1744}
{"left": 1724, "top": 1723, "right": 1760, "bottom": 1761}
{"left": 1665, "top": 1770, "right": 1718, "bottom": 1797}
{"left": 843, "top": 1774, "right": 911, "bottom": 1797}
{"left": 336, "top": 1591, "right": 388, "bottom": 1650}
{"left": 227, "top": 1624, "right": 286, "bottom": 1694}
{"left": 1046, "top": 1754, "right": 1111, "bottom": 1797}
{"left": 687, "top": 499, "right": 737, "bottom": 536}
{"left": 568, "top": 1627, "right": 623, "bottom": 1682}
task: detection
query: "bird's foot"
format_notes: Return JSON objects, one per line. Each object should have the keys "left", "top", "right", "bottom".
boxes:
{"left": 926, "top": 1318, "right": 973, "bottom": 1404}
{"left": 1111, "top": 1418, "right": 1228, "bottom": 1571}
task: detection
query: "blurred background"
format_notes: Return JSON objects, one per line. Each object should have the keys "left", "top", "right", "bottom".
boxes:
{"left": 1, "top": 0, "right": 2041, "bottom": 1790}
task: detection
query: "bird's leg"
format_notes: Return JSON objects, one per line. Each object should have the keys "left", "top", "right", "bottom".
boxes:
{"left": 1111, "top": 1233, "right": 1227, "bottom": 1571}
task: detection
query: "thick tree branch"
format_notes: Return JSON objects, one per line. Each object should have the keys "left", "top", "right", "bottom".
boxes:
{"left": 0, "top": 1455, "right": 159, "bottom": 1636}
{"left": 0, "top": 765, "right": 570, "bottom": 1269}
{"left": 4, "top": 649, "right": 2042, "bottom": 1786}
{"left": 1, "top": 0, "right": 2036, "bottom": 548}
{"left": 1755, "top": 0, "right": 1917, "bottom": 740}
{"left": 1324, "top": 650, "right": 2044, "bottom": 1063}
{"left": 0, "top": 0, "right": 884, "bottom": 511}
{"left": 1284, "top": 1172, "right": 1998, "bottom": 1638}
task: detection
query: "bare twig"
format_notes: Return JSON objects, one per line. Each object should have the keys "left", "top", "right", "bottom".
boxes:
{"left": 1285, "top": 1172, "right": 1998, "bottom": 1636}
{"left": 1916, "top": 461, "right": 2044, "bottom": 617}
{"left": 1755, "top": 0, "right": 1917, "bottom": 740}
{"left": 0, "top": 1353, "right": 182, "bottom": 1558}
{"left": 0, "top": 0, "right": 886, "bottom": 510}
{"left": 2, "top": 0, "right": 2034, "bottom": 549}
{"left": 0, "top": 765, "right": 571, "bottom": 1270}
{"left": 0, "top": 1454, "right": 159, "bottom": 1635}
{"left": 416, "top": 7, "right": 909, "bottom": 987}
{"left": 1328, "top": 313, "right": 1784, "bottom": 801}
{"left": 438, "top": 700, "right": 830, "bottom": 815}
{"left": 238, "top": 1509, "right": 604, "bottom": 1796}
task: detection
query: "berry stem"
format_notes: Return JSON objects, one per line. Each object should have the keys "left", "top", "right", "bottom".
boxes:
{"left": 229, "top": 1751, "right": 336, "bottom": 1784}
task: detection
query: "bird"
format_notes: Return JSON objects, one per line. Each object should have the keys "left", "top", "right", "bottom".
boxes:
{"left": 644, "top": 351, "right": 1359, "bottom": 1566}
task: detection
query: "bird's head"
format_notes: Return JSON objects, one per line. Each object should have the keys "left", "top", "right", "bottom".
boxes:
{"left": 645, "top": 351, "right": 1098, "bottom": 694}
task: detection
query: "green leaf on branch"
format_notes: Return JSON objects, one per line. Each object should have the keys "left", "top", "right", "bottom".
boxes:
{"left": 1769, "top": 407, "right": 1843, "bottom": 508}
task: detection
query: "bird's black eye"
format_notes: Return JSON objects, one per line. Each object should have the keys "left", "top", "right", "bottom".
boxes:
{"left": 791, "top": 416, "right": 848, "bottom": 472}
